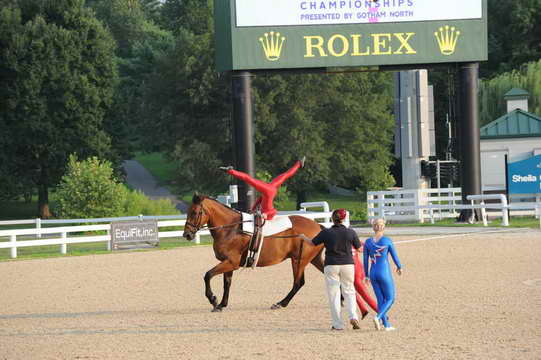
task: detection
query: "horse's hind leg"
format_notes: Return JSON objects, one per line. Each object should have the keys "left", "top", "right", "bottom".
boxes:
{"left": 310, "top": 248, "right": 324, "bottom": 273}
{"left": 271, "top": 257, "right": 307, "bottom": 310}
{"left": 214, "top": 271, "right": 233, "bottom": 312}
{"left": 271, "top": 246, "right": 326, "bottom": 309}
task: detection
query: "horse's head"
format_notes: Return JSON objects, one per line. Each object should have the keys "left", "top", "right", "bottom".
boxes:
{"left": 183, "top": 192, "right": 210, "bottom": 241}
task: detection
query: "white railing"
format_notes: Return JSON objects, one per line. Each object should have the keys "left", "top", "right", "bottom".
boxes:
{"left": 368, "top": 188, "right": 461, "bottom": 222}
{"left": 367, "top": 188, "right": 540, "bottom": 224}
{"left": 467, "top": 194, "right": 509, "bottom": 227}
{"left": 299, "top": 201, "right": 332, "bottom": 225}
{"left": 0, "top": 204, "right": 338, "bottom": 259}
{"left": 0, "top": 215, "right": 186, "bottom": 239}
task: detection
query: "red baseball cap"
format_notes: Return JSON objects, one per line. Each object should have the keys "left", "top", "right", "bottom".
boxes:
{"left": 332, "top": 209, "right": 347, "bottom": 222}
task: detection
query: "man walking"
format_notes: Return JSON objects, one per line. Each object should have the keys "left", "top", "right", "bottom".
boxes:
{"left": 304, "top": 209, "right": 361, "bottom": 330}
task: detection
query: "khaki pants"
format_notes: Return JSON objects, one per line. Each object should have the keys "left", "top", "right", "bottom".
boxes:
{"left": 324, "top": 264, "right": 357, "bottom": 329}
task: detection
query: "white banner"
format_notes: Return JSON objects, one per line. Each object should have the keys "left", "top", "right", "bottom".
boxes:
{"left": 235, "top": 0, "right": 482, "bottom": 27}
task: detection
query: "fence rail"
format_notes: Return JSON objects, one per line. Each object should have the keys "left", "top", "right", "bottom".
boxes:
{"left": 0, "top": 202, "right": 338, "bottom": 259}
{"left": 367, "top": 188, "right": 541, "bottom": 226}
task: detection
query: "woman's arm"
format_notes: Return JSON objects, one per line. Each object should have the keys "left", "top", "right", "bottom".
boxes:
{"left": 363, "top": 240, "right": 370, "bottom": 282}
{"left": 388, "top": 239, "right": 402, "bottom": 273}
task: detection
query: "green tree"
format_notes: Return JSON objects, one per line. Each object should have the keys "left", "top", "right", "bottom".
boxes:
{"left": 171, "top": 140, "right": 230, "bottom": 194}
{"left": 87, "top": 0, "right": 175, "bottom": 160}
{"left": 254, "top": 71, "right": 395, "bottom": 206}
{"left": 141, "top": 26, "right": 232, "bottom": 193}
{"left": 0, "top": 0, "right": 117, "bottom": 218}
{"left": 55, "top": 155, "right": 179, "bottom": 218}
{"left": 479, "top": 60, "right": 541, "bottom": 126}
{"left": 123, "top": 189, "right": 179, "bottom": 216}
{"left": 140, "top": 0, "right": 162, "bottom": 24}
{"left": 159, "top": 0, "right": 212, "bottom": 35}
{"left": 484, "top": 0, "right": 541, "bottom": 78}
{"left": 55, "top": 155, "right": 127, "bottom": 218}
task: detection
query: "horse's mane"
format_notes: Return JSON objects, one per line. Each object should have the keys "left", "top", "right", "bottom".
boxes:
{"left": 199, "top": 195, "right": 243, "bottom": 217}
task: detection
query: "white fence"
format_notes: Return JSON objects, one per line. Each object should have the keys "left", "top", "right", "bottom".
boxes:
{"left": 0, "top": 202, "right": 338, "bottom": 259}
{"left": 367, "top": 188, "right": 541, "bottom": 224}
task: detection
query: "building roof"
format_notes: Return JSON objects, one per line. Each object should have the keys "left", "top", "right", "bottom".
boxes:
{"left": 480, "top": 109, "right": 541, "bottom": 139}
{"left": 503, "top": 88, "right": 529, "bottom": 99}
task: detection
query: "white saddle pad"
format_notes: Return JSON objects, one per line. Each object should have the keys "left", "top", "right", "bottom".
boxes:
{"left": 241, "top": 212, "right": 293, "bottom": 236}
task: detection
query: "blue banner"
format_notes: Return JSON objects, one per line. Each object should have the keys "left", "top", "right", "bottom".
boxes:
{"left": 507, "top": 154, "right": 541, "bottom": 194}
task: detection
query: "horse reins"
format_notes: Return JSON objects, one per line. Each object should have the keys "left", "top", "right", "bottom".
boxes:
{"left": 185, "top": 206, "right": 252, "bottom": 233}
{"left": 185, "top": 201, "right": 304, "bottom": 238}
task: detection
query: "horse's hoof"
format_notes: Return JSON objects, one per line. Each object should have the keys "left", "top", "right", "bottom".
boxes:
{"left": 270, "top": 303, "right": 283, "bottom": 310}
{"left": 211, "top": 307, "right": 223, "bottom": 312}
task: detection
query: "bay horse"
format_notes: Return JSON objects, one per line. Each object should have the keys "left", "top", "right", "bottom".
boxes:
{"left": 182, "top": 193, "right": 325, "bottom": 312}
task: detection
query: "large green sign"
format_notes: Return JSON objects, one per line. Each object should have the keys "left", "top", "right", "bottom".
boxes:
{"left": 215, "top": 0, "right": 487, "bottom": 72}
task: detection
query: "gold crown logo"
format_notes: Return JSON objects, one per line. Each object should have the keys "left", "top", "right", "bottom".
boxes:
{"left": 434, "top": 25, "right": 461, "bottom": 55}
{"left": 259, "top": 31, "right": 285, "bottom": 61}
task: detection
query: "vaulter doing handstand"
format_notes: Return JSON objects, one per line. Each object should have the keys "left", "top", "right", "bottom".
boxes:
{"left": 219, "top": 157, "right": 305, "bottom": 220}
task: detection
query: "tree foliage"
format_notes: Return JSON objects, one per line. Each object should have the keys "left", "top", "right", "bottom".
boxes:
{"left": 55, "top": 155, "right": 179, "bottom": 218}
{"left": 253, "top": 71, "right": 395, "bottom": 203}
{"left": 159, "top": 0, "right": 212, "bottom": 35}
{"left": 123, "top": 189, "right": 179, "bottom": 216}
{"left": 0, "top": 0, "right": 117, "bottom": 217}
{"left": 479, "top": 60, "right": 541, "bottom": 126}
{"left": 86, "top": 0, "right": 175, "bottom": 160}
{"left": 55, "top": 155, "right": 127, "bottom": 218}
{"left": 484, "top": 0, "right": 541, "bottom": 78}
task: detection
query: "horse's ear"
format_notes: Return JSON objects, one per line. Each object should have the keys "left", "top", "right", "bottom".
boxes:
{"left": 193, "top": 192, "right": 201, "bottom": 204}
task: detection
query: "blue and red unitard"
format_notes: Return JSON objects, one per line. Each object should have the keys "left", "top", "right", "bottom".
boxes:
{"left": 363, "top": 236, "right": 402, "bottom": 328}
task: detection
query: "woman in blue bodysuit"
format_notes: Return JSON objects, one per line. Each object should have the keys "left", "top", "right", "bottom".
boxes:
{"left": 363, "top": 218, "right": 402, "bottom": 331}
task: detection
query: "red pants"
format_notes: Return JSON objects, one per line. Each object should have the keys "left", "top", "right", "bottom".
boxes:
{"left": 227, "top": 160, "right": 301, "bottom": 220}
{"left": 353, "top": 246, "right": 378, "bottom": 316}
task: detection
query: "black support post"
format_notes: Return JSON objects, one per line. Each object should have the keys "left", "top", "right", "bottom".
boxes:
{"left": 458, "top": 62, "right": 482, "bottom": 222}
{"left": 231, "top": 71, "right": 256, "bottom": 212}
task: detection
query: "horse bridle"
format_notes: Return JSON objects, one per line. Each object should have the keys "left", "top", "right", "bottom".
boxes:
{"left": 185, "top": 206, "right": 207, "bottom": 233}
{"left": 185, "top": 205, "right": 248, "bottom": 233}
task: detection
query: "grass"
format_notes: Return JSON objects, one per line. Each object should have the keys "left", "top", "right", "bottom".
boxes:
{"left": 391, "top": 216, "right": 540, "bottom": 228}
{"left": 133, "top": 152, "right": 176, "bottom": 185}
{"left": 0, "top": 198, "right": 41, "bottom": 220}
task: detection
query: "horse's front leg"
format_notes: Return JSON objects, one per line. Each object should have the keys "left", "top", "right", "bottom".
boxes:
{"left": 215, "top": 271, "right": 233, "bottom": 312}
{"left": 204, "top": 260, "right": 239, "bottom": 312}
